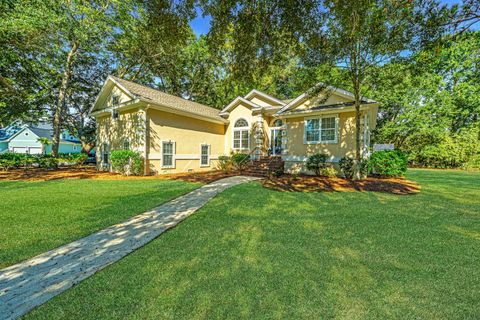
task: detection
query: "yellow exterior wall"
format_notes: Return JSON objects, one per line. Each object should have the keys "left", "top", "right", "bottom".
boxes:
{"left": 96, "top": 108, "right": 146, "bottom": 166}
{"left": 283, "top": 109, "right": 376, "bottom": 174}
{"left": 249, "top": 96, "right": 281, "bottom": 107}
{"left": 294, "top": 94, "right": 350, "bottom": 111}
{"left": 148, "top": 108, "right": 225, "bottom": 174}
{"left": 224, "top": 102, "right": 257, "bottom": 154}
{"left": 95, "top": 84, "right": 133, "bottom": 112}
{"left": 94, "top": 83, "right": 380, "bottom": 175}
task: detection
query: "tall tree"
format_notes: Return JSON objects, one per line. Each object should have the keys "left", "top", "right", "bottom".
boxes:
{"left": 48, "top": 0, "right": 132, "bottom": 157}
{"left": 305, "top": 0, "right": 449, "bottom": 178}
{"left": 0, "top": 0, "right": 58, "bottom": 126}
{"left": 200, "top": 0, "right": 319, "bottom": 96}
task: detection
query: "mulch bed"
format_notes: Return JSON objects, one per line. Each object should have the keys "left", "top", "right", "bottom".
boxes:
{"left": 0, "top": 166, "right": 237, "bottom": 184}
{"left": 262, "top": 175, "right": 420, "bottom": 195}
{"left": 0, "top": 167, "right": 420, "bottom": 194}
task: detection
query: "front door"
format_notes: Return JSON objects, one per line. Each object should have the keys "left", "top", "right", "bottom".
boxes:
{"left": 270, "top": 128, "right": 283, "bottom": 155}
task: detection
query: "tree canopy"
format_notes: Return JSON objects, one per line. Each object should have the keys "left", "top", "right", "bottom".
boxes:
{"left": 0, "top": 0, "right": 478, "bottom": 167}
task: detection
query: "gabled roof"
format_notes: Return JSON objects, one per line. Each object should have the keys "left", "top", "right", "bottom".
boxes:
{"left": 244, "top": 89, "right": 286, "bottom": 106}
{"left": 92, "top": 76, "right": 226, "bottom": 123}
{"left": 219, "top": 96, "right": 263, "bottom": 115}
{"left": 276, "top": 82, "right": 377, "bottom": 115}
{"left": 29, "top": 127, "right": 52, "bottom": 139}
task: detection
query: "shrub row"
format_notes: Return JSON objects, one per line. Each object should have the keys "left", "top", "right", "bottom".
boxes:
{"left": 217, "top": 153, "right": 250, "bottom": 172}
{"left": 0, "top": 153, "right": 88, "bottom": 171}
{"left": 306, "top": 149, "right": 408, "bottom": 179}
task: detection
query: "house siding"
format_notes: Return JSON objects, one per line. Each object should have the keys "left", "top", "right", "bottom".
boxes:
{"left": 224, "top": 102, "right": 257, "bottom": 154}
{"left": 95, "top": 108, "right": 145, "bottom": 168}
{"left": 282, "top": 108, "right": 377, "bottom": 174}
{"left": 44, "top": 143, "right": 81, "bottom": 154}
{"left": 0, "top": 141, "right": 9, "bottom": 152}
{"left": 92, "top": 78, "right": 380, "bottom": 176}
{"left": 0, "top": 128, "right": 81, "bottom": 155}
{"left": 148, "top": 109, "right": 225, "bottom": 174}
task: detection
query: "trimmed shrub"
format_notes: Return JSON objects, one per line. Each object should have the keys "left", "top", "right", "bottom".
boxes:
{"left": 339, "top": 157, "right": 369, "bottom": 179}
{"left": 0, "top": 153, "right": 24, "bottom": 168}
{"left": 0, "top": 152, "right": 88, "bottom": 170}
{"left": 369, "top": 150, "right": 408, "bottom": 177}
{"left": 319, "top": 166, "right": 337, "bottom": 178}
{"left": 231, "top": 153, "right": 250, "bottom": 172}
{"left": 37, "top": 155, "right": 58, "bottom": 169}
{"left": 110, "top": 150, "right": 143, "bottom": 175}
{"left": 339, "top": 157, "right": 355, "bottom": 179}
{"left": 58, "top": 153, "right": 88, "bottom": 166}
{"left": 306, "top": 153, "right": 328, "bottom": 176}
{"left": 0, "top": 159, "right": 16, "bottom": 171}
{"left": 217, "top": 156, "right": 233, "bottom": 173}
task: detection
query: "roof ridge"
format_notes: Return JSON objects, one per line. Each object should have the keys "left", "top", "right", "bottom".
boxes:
{"left": 109, "top": 75, "right": 222, "bottom": 114}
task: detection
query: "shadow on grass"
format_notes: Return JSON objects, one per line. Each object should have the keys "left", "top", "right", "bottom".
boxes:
{"left": 262, "top": 175, "right": 420, "bottom": 195}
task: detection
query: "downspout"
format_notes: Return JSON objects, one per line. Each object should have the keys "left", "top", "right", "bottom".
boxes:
{"left": 141, "top": 105, "right": 150, "bottom": 175}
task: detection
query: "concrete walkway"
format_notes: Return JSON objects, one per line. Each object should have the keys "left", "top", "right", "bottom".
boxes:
{"left": 0, "top": 176, "right": 259, "bottom": 320}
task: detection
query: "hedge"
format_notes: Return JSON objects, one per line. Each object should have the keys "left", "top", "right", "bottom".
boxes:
{"left": 109, "top": 150, "right": 143, "bottom": 175}
{"left": 369, "top": 150, "right": 408, "bottom": 177}
{"left": 0, "top": 153, "right": 87, "bottom": 171}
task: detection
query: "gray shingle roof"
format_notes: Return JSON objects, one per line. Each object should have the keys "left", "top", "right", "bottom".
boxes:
{"left": 110, "top": 76, "right": 225, "bottom": 122}
{"left": 29, "top": 127, "right": 52, "bottom": 139}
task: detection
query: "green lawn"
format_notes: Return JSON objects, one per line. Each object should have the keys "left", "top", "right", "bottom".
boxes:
{"left": 0, "top": 179, "right": 199, "bottom": 268}
{"left": 22, "top": 170, "right": 480, "bottom": 319}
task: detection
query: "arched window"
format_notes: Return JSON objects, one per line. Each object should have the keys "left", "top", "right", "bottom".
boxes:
{"left": 233, "top": 118, "right": 249, "bottom": 150}
{"left": 234, "top": 119, "right": 248, "bottom": 127}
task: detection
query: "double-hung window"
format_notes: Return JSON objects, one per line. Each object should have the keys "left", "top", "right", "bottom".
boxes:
{"left": 233, "top": 119, "right": 249, "bottom": 150}
{"left": 305, "top": 119, "right": 320, "bottom": 142}
{"left": 304, "top": 115, "right": 338, "bottom": 144}
{"left": 200, "top": 144, "right": 210, "bottom": 167}
{"left": 161, "top": 141, "right": 175, "bottom": 168}
{"left": 320, "top": 117, "right": 336, "bottom": 142}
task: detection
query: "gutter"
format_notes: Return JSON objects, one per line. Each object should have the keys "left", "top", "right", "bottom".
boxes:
{"left": 279, "top": 103, "right": 378, "bottom": 118}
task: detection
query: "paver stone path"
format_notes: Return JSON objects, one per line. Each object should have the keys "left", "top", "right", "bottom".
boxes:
{"left": 0, "top": 176, "right": 259, "bottom": 320}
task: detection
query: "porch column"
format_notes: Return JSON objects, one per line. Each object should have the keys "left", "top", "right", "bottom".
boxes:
{"left": 280, "top": 118, "right": 288, "bottom": 156}
{"left": 254, "top": 114, "right": 263, "bottom": 160}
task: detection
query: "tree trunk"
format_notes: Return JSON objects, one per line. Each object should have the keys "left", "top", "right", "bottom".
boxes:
{"left": 80, "top": 140, "right": 95, "bottom": 154}
{"left": 353, "top": 82, "right": 363, "bottom": 180}
{"left": 52, "top": 42, "right": 78, "bottom": 157}
{"left": 350, "top": 43, "right": 363, "bottom": 180}
{"left": 353, "top": 84, "right": 362, "bottom": 162}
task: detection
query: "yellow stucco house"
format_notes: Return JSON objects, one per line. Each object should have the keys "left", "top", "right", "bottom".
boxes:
{"left": 91, "top": 76, "right": 378, "bottom": 175}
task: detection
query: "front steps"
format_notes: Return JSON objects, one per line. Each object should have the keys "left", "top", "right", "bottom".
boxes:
{"left": 242, "top": 156, "right": 284, "bottom": 177}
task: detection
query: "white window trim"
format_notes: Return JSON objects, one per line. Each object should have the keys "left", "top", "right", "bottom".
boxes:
{"left": 269, "top": 120, "right": 284, "bottom": 155}
{"left": 200, "top": 144, "right": 210, "bottom": 167}
{"left": 161, "top": 140, "right": 176, "bottom": 169}
{"left": 232, "top": 118, "right": 250, "bottom": 150}
{"left": 303, "top": 114, "right": 339, "bottom": 144}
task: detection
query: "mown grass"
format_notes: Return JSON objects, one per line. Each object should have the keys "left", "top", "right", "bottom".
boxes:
{"left": 24, "top": 169, "right": 480, "bottom": 319}
{"left": 0, "top": 179, "right": 199, "bottom": 268}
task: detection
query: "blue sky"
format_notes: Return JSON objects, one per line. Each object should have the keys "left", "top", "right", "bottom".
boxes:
{"left": 189, "top": 0, "right": 466, "bottom": 37}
